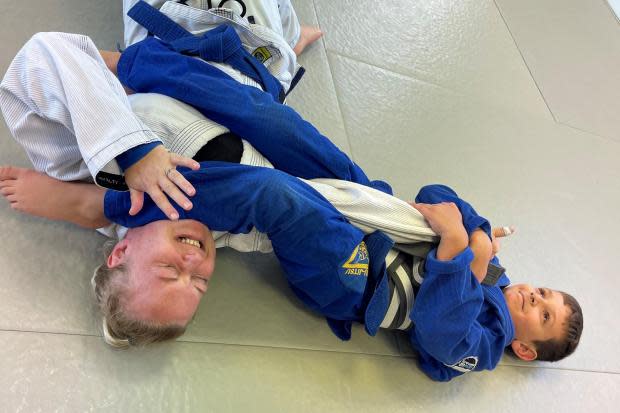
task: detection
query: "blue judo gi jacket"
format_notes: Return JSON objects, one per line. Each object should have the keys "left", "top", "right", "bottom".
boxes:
{"left": 106, "top": 24, "right": 515, "bottom": 381}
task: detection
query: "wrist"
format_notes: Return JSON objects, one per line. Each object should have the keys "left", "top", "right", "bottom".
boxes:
{"left": 469, "top": 230, "right": 492, "bottom": 258}
{"left": 117, "top": 142, "right": 162, "bottom": 171}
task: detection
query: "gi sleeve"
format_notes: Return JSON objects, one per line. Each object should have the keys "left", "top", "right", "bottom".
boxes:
{"left": 104, "top": 162, "right": 370, "bottom": 321}
{"left": 410, "top": 248, "right": 509, "bottom": 382}
{"left": 116, "top": 38, "right": 391, "bottom": 193}
{"left": 415, "top": 184, "right": 491, "bottom": 238}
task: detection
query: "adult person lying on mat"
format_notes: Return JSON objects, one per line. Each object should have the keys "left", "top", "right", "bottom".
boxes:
{"left": 0, "top": 32, "right": 582, "bottom": 382}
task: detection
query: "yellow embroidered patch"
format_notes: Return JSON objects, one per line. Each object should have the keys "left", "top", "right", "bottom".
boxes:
{"left": 252, "top": 46, "right": 272, "bottom": 63}
{"left": 342, "top": 242, "right": 369, "bottom": 276}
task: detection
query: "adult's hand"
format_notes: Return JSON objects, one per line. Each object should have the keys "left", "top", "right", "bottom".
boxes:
{"left": 124, "top": 145, "right": 200, "bottom": 219}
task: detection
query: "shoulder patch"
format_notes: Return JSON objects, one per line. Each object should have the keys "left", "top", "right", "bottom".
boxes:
{"left": 342, "top": 241, "right": 369, "bottom": 277}
{"left": 445, "top": 356, "right": 478, "bottom": 373}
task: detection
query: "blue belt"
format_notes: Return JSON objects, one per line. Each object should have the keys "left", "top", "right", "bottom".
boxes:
{"left": 127, "top": 0, "right": 285, "bottom": 102}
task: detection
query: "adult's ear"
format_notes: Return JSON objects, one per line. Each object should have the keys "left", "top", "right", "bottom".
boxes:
{"left": 511, "top": 340, "right": 537, "bottom": 361}
{"left": 107, "top": 240, "right": 129, "bottom": 268}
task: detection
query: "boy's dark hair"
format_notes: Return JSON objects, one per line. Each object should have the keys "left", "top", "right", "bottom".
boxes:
{"left": 533, "top": 292, "right": 583, "bottom": 362}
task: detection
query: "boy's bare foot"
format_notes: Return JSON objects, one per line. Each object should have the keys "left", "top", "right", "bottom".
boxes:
{"left": 293, "top": 26, "right": 323, "bottom": 56}
{"left": 0, "top": 166, "right": 108, "bottom": 228}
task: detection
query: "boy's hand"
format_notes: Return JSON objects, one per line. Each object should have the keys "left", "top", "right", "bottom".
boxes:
{"left": 491, "top": 226, "right": 515, "bottom": 258}
{"left": 469, "top": 229, "right": 493, "bottom": 282}
{"left": 469, "top": 226, "right": 516, "bottom": 283}
{"left": 412, "top": 202, "right": 468, "bottom": 261}
{"left": 124, "top": 145, "right": 200, "bottom": 220}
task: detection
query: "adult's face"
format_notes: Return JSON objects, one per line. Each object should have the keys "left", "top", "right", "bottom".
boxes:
{"left": 108, "top": 219, "right": 216, "bottom": 326}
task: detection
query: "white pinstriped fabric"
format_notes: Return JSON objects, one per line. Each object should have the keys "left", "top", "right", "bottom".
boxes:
{"left": 124, "top": 1, "right": 301, "bottom": 49}
{"left": 123, "top": 0, "right": 300, "bottom": 92}
{"left": 177, "top": 0, "right": 301, "bottom": 49}
{"left": 0, "top": 32, "right": 160, "bottom": 184}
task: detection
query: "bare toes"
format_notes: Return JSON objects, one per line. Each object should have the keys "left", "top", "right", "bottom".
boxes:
{"left": 0, "top": 166, "right": 27, "bottom": 181}
{"left": 305, "top": 27, "right": 323, "bottom": 42}
{"left": 0, "top": 179, "right": 16, "bottom": 188}
{"left": 0, "top": 186, "right": 16, "bottom": 196}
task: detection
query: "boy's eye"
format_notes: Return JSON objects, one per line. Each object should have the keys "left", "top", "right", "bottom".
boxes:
{"left": 538, "top": 288, "right": 545, "bottom": 297}
{"left": 543, "top": 311, "right": 550, "bottom": 322}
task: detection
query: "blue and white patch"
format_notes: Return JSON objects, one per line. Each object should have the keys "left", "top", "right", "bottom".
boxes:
{"left": 445, "top": 356, "right": 478, "bottom": 373}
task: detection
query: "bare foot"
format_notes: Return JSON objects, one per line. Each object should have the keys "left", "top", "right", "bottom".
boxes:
{"left": 0, "top": 166, "right": 108, "bottom": 228}
{"left": 293, "top": 26, "right": 323, "bottom": 56}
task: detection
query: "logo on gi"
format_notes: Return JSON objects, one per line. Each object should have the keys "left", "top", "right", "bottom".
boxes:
{"left": 445, "top": 356, "right": 478, "bottom": 373}
{"left": 252, "top": 47, "right": 272, "bottom": 63}
{"left": 342, "top": 242, "right": 369, "bottom": 277}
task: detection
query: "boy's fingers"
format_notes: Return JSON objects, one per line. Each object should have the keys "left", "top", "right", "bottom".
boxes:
{"left": 492, "top": 226, "right": 516, "bottom": 238}
{"left": 128, "top": 189, "right": 144, "bottom": 216}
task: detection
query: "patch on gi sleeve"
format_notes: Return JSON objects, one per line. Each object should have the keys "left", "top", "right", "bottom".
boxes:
{"left": 445, "top": 356, "right": 478, "bottom": 373}
{"left": 342, "top": 241, "right": 369, "bottom": 277}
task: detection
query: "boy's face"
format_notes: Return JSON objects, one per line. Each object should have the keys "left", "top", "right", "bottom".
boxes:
{"left": 503, "top": 283, "right": 570, "bottom": 360}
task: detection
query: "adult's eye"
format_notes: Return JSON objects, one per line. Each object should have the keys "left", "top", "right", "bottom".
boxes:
{"left": 193, "top": 275, "right": 208, "bottom": 289}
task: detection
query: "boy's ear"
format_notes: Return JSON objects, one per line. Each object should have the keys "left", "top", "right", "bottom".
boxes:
{"left": 107, "top": 240, "right": 129, "bottom": 268}
{"left": 511, "top": 340, "right": 537, "bottom": 361}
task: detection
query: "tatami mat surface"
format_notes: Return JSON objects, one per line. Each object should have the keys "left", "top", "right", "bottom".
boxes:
{"left": 1, "top": 0, "right": 618, "bottom": 411}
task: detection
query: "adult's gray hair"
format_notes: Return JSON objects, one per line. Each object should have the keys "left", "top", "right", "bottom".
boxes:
{"left": 91, "top": 240, "right": 186, "bottom": 348}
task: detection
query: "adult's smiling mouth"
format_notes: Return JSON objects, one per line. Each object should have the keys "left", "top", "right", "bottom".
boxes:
{"left": 178, "top": 236, "right": 203, "bottom": 250}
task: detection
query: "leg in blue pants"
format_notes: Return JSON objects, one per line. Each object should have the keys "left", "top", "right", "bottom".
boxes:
{"left": 116, "top": 37, "right": 377, "bottom": 187}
